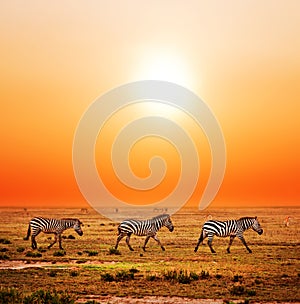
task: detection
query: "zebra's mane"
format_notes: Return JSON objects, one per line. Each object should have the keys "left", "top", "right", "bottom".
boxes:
{"left": 60, "top": 218, "right": 80, "bottom": 222}
{"left": 151, "top": 214, "right": 170, "bottom": 221}
{"left": 238, "top": 216, "right": 257, "bottom": 221}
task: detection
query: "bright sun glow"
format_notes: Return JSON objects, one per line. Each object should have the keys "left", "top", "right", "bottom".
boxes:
{"left": 134, "top": 49, "right": 195, "bottom": 90}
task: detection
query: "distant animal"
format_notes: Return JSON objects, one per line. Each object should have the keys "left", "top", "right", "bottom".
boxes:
{"left": 24, "top": 217, "right": 83, "bottom": 250}
{"left": 115, "top": 214, "right": 174, "bottom": 252}
{"left": 194, "top": 216, "right": 263, "bottom": 254}
{"left": 284, "top": 216, "right": 291, "bottom": 227}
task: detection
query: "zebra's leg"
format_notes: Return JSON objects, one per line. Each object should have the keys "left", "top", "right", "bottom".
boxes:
{"left": 207, "top": 235, "right": 216, "bottom": 253}
{"left": 31, "top": 229, "right": 41, "bottom": 249}
{"left": 194, "top": 229, "right": 205, "bottom": 252}
{"left": 238, "top": 235, "right": 252, "bottom": 253}
{"left": 48, "top": 233, "right": 58, "bottom": 249}
{"left": 58, "top": 234, "right": 64, "bottom": 250}
{"left": 227, "top": 235, "right": 236, "bottom": 253}
{"left": 152, "top": 235, "right": 165, "bottom": 251}
{"left": 115, "top": 233, "right": 126, "bottom": 250}
{"left": 142, "top": 236, "right": 151, "bottom": 251}
{"left": 125, "top": 233, "right": 134, "bottom": 251}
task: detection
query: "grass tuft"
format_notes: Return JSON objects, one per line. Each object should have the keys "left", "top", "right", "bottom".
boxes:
{"left": 53, "top": 250, "right": 66, "bottom": 257}
{"left": 108, "top": 247, "right": 121, "bottom": 255}
{"left": 25, "top": 251, "right": 42, "bottom": 258}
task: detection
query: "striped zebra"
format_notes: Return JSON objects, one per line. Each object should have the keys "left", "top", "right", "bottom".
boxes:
{"left": 194, "top": 216, "right": 263, "bottom": 254}
{"left": 115, "top": 214, "right": 174, "bottom": 252}
{"left": 24, "top": 217, "right": 83, "bottom": 250}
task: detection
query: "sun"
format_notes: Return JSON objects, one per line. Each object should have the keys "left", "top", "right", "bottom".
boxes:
{"left": 133, "top": 48, "right": 195, "bottom": 90}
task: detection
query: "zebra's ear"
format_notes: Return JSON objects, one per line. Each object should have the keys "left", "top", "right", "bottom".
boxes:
{"left": 255, "top": 216, "right": 257, "bottom": 220}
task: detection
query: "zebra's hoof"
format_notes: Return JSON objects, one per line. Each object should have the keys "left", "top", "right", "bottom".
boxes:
{"left": 227, "top": 249, "right": 231, "bottom": 254}
{"left": 194, "top": 248, "right": 198, "bottom": 252}
{"left": 142, "top": 247, "right": 146, "bottom": 252}
{"left": 129, "top": 248, "right": 134, "bottom": 251}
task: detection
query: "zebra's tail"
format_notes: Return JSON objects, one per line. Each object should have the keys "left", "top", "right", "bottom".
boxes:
{"left": 117, "top": 225, "right": 121, "bottom": 235}
{"left": 23, "top": 223, "right": 31, "bottom": 240}
{"left": 194, "top": 228, "right": 204, "bottom": 252}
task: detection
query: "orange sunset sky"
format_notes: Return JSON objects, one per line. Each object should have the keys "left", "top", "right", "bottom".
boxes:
{"left": 1, "top": 1, "right": 299, "bottom": 209}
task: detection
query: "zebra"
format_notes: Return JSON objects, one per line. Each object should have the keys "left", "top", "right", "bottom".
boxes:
{"left": 115, "top": 214, "right": 174, "bottom": 252}
{"left": 194, "top": 216, "right": 263, "bottom": 254}
{"left": 24, "top": 217, "right": 83, "bottom": 250}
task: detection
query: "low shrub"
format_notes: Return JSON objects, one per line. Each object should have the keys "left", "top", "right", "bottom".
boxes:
{"left": 108, "top": 248, "right": 121, "bottom": 255}
{"left": 49, "top": 270, "right": 57, "bottom": 277}
{"left": 163, "top": 269, "right": 201, "bottom": 284}
{"left": 0, "top": 288, "right": 75, "bottom": 304}
{"left": 0, "top": 288, "right": 22, "bottom": 304}
{"left": 25, "top": 251, "right": 42, "bottom": 258}
{"left": 87, "top": 250, "right": 98, "bottom": 257}
{"left": 70, "top": 271, "right": 79, "bottom": 277}
{"left": 23, "top": 289, "right": 75, "bottom": 304}
{"left": 101, "top": 273, "right": 115, "bottom": 282}
{"left": 200, "top": 270, "right": 210, "bottom": 279}
{"left": 53, "top": 250, "right": 66, "bottom": 257}
{"left": 0, "top": 253, "right": 9, "bottom": 260}
{"left": 17, "top": 247, "right": 25, "bottom": 253}
{"left": 230, "top": 285, "right": 245, "bottom": 295}
{"left": 115, "top": 270, "right": 134, "bottom": 281}
{"left": 0, "top": 238, "right": 11, "bottom": 244}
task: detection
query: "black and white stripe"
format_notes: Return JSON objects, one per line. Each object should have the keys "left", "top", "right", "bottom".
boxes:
{"left": 24, "top": 217, "right": 83, "bottom": 250}
{"left": 115, "top": 214, "right": 174, "bottom": 252}
{"left": 194, "top": 216, "right": 263, "bottom": 253}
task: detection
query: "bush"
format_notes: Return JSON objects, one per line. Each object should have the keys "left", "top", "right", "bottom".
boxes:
{"left": 233, "top": 274, "right": 243, "bottom": 282}
{"left": 146, "top": 274, "right": 157, "bottom": 281}
{"left": 108, "top": 248, "right": 121, "bottom": 255}
{"left": 0, "top": 288, "right": 75, "bottom": 304}
{"left": 17, "top": 247, "right": 25, "bottom": 253}
{"left": 25, "top": 252, "right": 42, "bottom": 258}
{"left": 247, "top": 289, "right": 256, "bottom": 296}
{"left": 70, "top": 271, "right": 79, "bottom": 277}
{"left": 0, "top": 288, "right": 22, "bottom": 303}
{"left": 38, "top": 247, "right": 47, "bottom": 253}
{"left": 53, "top": 250, "right": 66, "bottom": 257}
{"left": 163, "top": 269, "right": 200, "bottom": 284}
{"left": 0, "top": 248, "right": 8, "bottom": 252}
{"left": 200, "top": 270, "right": 210, "bottom": 279}
{"left": 177, "top": 270, "right": 191, "bottom": 284}
{"left": 49, "top": 270, "right": 57, "bottom": 277}
{"left": 101, "top": 273, "right": 115, "bottom": 282}
{"left": 23, "top": 289, "right": 75, "bottom": 304}
{"left": 87, "top": 250, "right": 98, "bottom": 257}
{"left": 230, "top": 285, "right": 245, "bottom": 295}
{"left": 0, "top": 251, "right": 10, "bottom": 259}
{"left": 0, "top": 239, "right": 11, "bottom": 244}
{"left": 129, "top": 268, "right": 139, "bottom": 274}
{"left": 115, "top": 270, "right": 134, "bottom": 281}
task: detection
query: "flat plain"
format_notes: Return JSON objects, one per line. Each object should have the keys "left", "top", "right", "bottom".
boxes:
{"left": 0, "top": 207, "right": 299, "bottom": 303}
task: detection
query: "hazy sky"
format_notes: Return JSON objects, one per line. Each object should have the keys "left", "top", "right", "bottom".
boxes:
{"left": 1, "top": 1, "right": 299, "bottom": 208}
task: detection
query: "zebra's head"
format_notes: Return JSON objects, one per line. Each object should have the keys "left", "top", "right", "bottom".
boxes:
{"left": 163, "top": 215, "right": 174, "bottom": 232}
{"left": 73, "top": 219, "right": 83, "bottom": 236}
{"left": 252, "top": 216, "right": 263, "bottom": 235}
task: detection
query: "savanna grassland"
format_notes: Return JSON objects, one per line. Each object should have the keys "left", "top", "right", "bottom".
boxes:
{"left": 0, "top": 207, "right": 299, "bottom": 303}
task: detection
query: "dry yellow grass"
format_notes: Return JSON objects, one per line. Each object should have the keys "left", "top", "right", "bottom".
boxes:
{"left": 0, "top": 207, "right": 299, "bottom": 303}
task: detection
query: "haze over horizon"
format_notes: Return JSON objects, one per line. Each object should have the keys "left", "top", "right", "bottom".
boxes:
{"left": 1, "top": 1, "right": 299, "bottom": 209}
